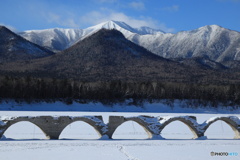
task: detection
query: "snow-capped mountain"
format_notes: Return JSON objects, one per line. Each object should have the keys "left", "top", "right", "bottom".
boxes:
{"left": 0, "top": 26, "right": 54, "bottom": 63}
{"left": 6, "top": 29, "right": 206, "bottom": 82}
{"left": 19, "top": 21, "right": 164, "bottom": 51}
{"left": 19, "top": 21, "right": 240, "bottom": 62}
{"left": 85, "top": 22, "right": 240, "bottom": 62}
{"left": 2, "top": 28, "right": 238, "bottom": 83}
{"left": 131, "top": 25, "right": 240, "bottom": 62}
{"left": 81, "top": 20, "right": 164, "bottom": 38}
{"left": 19, "top": 28, "right": 84, "bottom": 52}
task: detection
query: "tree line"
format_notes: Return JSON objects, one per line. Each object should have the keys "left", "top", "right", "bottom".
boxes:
{"left": 0, "top": 75, "right": 240, "bottom": 106}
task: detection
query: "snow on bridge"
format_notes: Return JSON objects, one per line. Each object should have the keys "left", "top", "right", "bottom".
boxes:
{"left": 0, "top": 115, "right": 239, "bottom": 140}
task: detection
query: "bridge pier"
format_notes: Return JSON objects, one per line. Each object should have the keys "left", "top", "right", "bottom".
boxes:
{"left": 107, "top": 116, "right": 125, "bottom": 139}
{"left": 33, "top": 116, "right": 69, "bottom": 140}
{"left": 0, "top": 126, "right": 7, "bottom": 139}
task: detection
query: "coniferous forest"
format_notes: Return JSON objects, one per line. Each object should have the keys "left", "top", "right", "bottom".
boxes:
{"left": 1, "top": 75, "right": 240, "bottom": 107}
{"left": 1, "top": 29, "right": 240, "bottom": 107}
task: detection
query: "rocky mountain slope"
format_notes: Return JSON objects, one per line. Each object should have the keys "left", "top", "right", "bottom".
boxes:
{"left": 1, "top": 29, "right": 238, "bottom": 84}
{"left": 0, "top": 26, "right": 54, "bottom": 63}
{"left": 15, "top": 29, "right": 188, "bottom": 81}
{"left": 132, "top": 25, "right": 240, "bottom": 62}
{"left": 19, "top": 28, "right": 84, "bottom": 52}
{"left": 18, "top": 21, "right": 164, "bottom": 52}
{"left": 19, "top": 21, "right": 240, "bottom": 64}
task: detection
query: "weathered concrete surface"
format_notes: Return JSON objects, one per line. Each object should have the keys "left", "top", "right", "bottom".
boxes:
{"left": 159, "top": 116, "right": 201, "bottom": 139}
{"left": 0, "top": 115, "right": 239, "bottom": 140}
{"left": 0, "top": 116, "right": 106, "bottom": 139}
{"left": 107, "top": 115, "right": 161, "bottom": 139}
{"left": 200, "top": 116, "right": 240, "bottom": 139}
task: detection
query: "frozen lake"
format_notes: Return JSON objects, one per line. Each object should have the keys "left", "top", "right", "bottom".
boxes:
{"left": 0, "top": 111, "right": 239, "bottom": 160}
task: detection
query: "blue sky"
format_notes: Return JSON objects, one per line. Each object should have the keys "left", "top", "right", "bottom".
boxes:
{"left": 0, "top": 0, "right": 239, "bottom": 33}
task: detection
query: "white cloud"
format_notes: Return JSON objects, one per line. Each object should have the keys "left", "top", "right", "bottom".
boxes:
{"left": 162, "top": 5, "right": 179, "bottom": 12}
{"left": 43, "top": 12, "right": 79, "bottom": 28}
{"left": 129, "top": 2, "right": 145, "bottom": 10}
{"left": 80, "top": 9, "right": 175, "bottom": 32}
{"left": 24, "top": 1, "right": 80, "bottom": 28}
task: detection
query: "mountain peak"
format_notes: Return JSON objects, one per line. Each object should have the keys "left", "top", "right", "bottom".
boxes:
{"left": 18, "top": 22, "right": 240, "bottom": 63}
{"left": 102, "top": 20, "right": 126, "bottom": 26}
{"left": 93, "top": 28, "right": 125, "bottom": 37}
{"left": 198, "top": 24, "right": 223, "bottom": 32}
{"left": 55, "top": 28, "right": 172, "bottom": 81}
{"left": 86, "top": 20, "right": 163, "bottom": 35}
{"left": 99, "top": 20, "right": 130, "bottom": 26}
{"left": 0, "top": 25, "right": 12, "bottom": 33}
{"left": 65, "top": 28, "right": 162, "bottom": 61}
{"left": 87, "top": 20, "right": 136, "bottom": 33}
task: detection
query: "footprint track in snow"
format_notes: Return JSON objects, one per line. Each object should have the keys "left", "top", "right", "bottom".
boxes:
{"left": 116, "top": 145, "right": 139, "bottom": 160}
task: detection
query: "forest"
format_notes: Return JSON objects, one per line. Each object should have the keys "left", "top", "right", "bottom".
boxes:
{"left": 0, "top": 75, "right": 240, "bottom": 107}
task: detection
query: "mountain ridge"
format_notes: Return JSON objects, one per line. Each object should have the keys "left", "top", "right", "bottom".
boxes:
{"left": 18, "top": 21, "right": 240, "bottom": 64}
{"left": 1, "top": 26, "right": 240, "bottom": 105}
{"left": 1, "top": 28, "right": 239, "bottom": 84}
{"left": 18, "top": 20, "right": 165, "bottom": 51}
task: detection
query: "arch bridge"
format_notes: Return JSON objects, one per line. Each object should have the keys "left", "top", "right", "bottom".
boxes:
{"left": 0, "top": 115, "right": 239, "bottom": 140}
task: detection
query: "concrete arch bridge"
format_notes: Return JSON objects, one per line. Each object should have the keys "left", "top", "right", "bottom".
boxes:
{"left": 0, "top": 115, "right": 239, "bottom": 140}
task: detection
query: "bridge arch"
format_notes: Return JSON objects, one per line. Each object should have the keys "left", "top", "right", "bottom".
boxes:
{"left": 107, "top": 116, "right": 161, "bottom": 139}
{"left": 1, "top": 119, "right": 48, "bottom": 139}
{"left": 160, "top": 121, "right": 197, "bottom": 139}
{"left": 1, "top": 115, "right": 239, "bottom": 140}
{"left": 112, "top": 120, "right": 152, "bottom": 139}
{"left": 159, "top": 116, "right": 199, "bottom": 139}
{"left": 202, "top": 117, "right": 240, "bottom": 139}
{"left": 59, "top": 120, "right": 102, "bottom": 139}
{"left": 58, "top": 116, "right": 107, "bottom": 139}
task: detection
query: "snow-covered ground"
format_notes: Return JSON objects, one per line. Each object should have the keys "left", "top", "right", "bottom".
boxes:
{"left": 0, "top": 110, "right": 239, "bottom": 160}
{"left": 1, "top": 100, "right": 240, "bottom": 113}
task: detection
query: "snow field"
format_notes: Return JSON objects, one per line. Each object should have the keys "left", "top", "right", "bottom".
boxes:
{"left": 0, "top": 111, "right": 239, "bottom": 160}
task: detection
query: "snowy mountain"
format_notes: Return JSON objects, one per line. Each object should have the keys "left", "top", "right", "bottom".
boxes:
{"left": 19, "top": 21, "right": 164, "bottom": 51}
{"left": 19, "top": 28, "right": 84, "bottom": 52}
{"left": 132, "top": 25, "right": 240, "bottom": 62}
{"left": 81, "top": 20, "right": 164, "bottom": 38}
{"left": 19, "top": 21, "right": 240, "bottom": 63}
{"left": 4, "top": 28, "right": 237, "bottom": 84}
{"left": 1, "top": 29, "right": 202, "bottom": 82}
{"left": 0, "top": 26, "right": 54, "bottom": 63}
{"left": 86, "top": 22, "right": 240, "bottom": 63}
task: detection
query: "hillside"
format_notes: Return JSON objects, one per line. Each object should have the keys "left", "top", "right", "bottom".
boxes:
{"left": 19, "top": 21, "right": 240, "bottom": 65}
{"left": 1, "top": 29, "right": 240, "bottom": 104}
{"left": 1, "top": 29, "right": 239, "bottom": 83}
{"left": 0, "top": 26, "right": 54, "bottom": 63}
